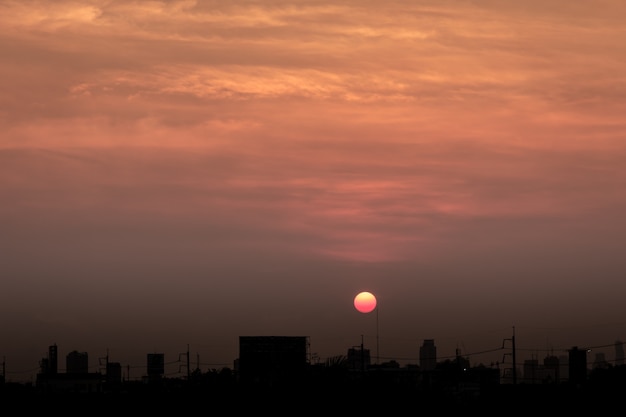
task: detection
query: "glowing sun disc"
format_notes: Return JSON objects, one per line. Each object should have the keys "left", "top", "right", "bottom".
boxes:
{"left": 354, "top": 291, "right": 377, "bottom": 313}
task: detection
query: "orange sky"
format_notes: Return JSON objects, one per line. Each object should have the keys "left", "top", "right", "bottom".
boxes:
{"left": 2, "top": 1, "right": 626, "bottom": 382}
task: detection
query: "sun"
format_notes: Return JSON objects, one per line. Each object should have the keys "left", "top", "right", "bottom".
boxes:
{"left": 354, "top": 291, "right": 377, "bottom": 313}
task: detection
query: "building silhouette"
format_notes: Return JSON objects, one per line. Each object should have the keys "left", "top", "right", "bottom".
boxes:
{"left": 238, "top": 336, "right": 308, "bottom": 388}
{"left": 40, "top": 343, "right": 58, "bottom": 375}
{"left": 543, "top": 354, "right": 560, "bottom": 383}
{"left": 146, "top": 353, "right": 165, "bottom": 383}
{"left": 568, "top": 346, "right": 587, "bottom": 386}
{"left": 4, "top": 335, "right": 626, "bottom": 407}
{"left": 35, "top": 344, "right": 103, "bottom": 393}
{"left": 105, "top": 361, "right": 122, "bottom": 388}
{"left": 522, "top": 355, "right": 559, "bottom": 384}
{"left": 346, "top": 346, "right": 371, "bottom": 371}
{"left": 419, "top": 339, "right": 437, "bottom": 371}
{"left": 66, "top": 350, "right": 88, "bottom": 374}
{"left": 593, "top": 352, "right": 609, "bottom": 370}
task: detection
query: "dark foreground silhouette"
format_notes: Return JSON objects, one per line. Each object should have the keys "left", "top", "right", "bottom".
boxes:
{"left": 2, "top": 364, "right": 626, "bottom": 414}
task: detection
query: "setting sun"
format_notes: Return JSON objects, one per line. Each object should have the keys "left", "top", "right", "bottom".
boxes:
{"left": 354, "top": 291, "right": 377, "bottom": 313}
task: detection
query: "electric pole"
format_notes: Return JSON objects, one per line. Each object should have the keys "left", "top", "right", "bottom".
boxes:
{"left": 502, "top": 326, "right": 517, "bottom": 385}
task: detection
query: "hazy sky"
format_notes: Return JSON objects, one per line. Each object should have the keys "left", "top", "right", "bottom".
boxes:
{"left": 2, "top": 0, "right": 626, "bottom": 382}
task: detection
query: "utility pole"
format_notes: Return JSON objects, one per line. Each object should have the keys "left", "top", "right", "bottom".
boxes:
{"left": 179, "top": 345, "right": 191, "bottom": 380}
{"left": 502, "top": 326, "right": 517, "bottom": 385}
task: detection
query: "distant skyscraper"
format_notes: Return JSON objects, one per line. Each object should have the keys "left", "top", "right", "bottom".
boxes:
{"left": 615, "top": 340, "right": 624, "bottom": 366}
{"left": 419, "top": 339, "right": 437, "bottom": 371}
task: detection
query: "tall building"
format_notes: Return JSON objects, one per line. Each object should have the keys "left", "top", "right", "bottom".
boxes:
{"left": 147, "top": 353, "right": 165, "bottom": 380}
{"left": 568, "top": 346, "right": 587, "bottom": 386}
{"left": 346, "top": 346, "right": 370, "bottom": 371}
{"left": 523, "top": 358, "right": 539, "bottom": 384}
{"left": 543, "top": 355, "right": 560, "bottom": 383}
{"left": 42, "top": 344, "right": 58, "bottom": 375}
{"left": 419, "top": 339, "right": 437, "bottom": 371}
{"left": 106, "top": 362, "right": 122, "bottom": 387}
{"left": 523, "top": 356, "right": 559, "bottom": 384}
{"left": 66, "top": 350, "right": 88, "bottom": 374}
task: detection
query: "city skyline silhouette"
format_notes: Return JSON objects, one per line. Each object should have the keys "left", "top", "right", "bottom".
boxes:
{"left": 3, "top": 327, "right": 625, "bottom": 385}
{"left": 3, "top": 333, "right": 626, "bottom": 415}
